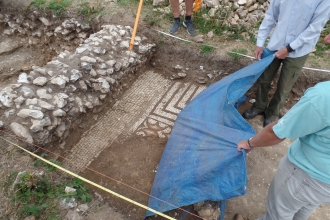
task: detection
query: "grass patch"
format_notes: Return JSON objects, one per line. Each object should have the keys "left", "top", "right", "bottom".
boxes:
{"left": 200, "top": 44, "right": 216, "bottom": 55}
{"left": 76, "top": 1, "right": 105, "bottom": 17}
{"left": 117, "top": 0, "right": 139, "bottom": 7}
{"left": 30, "top": 0, "right": 46, "bottom": 8}
{"left": 48, "top": 0, "right": 72, "bottom": 16}
{"left": 2, "top": 171, "right": 18, "bottom": 195}
{"left": 143, "top": 11, "right": 164, "bottom": 26}
{"left": 227, "top": 48, "right": 248, "bottom": 60}
{"left": 194, "top": 9, "right": 225, "bottom": 35}
{"left": 4, "top": 160, "right": 92, "bottom": 219}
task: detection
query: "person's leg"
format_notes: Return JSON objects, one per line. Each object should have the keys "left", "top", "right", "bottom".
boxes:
{"left": 258, "top": 155, "right": 330, "bottom": 220}
{"left": 292, "top": 169, "right": 330, "bottom": 220}
{"left": 169, "top": 0, "right": 181, "bottom": 34}
{"left": 265, "top": 54, "right": 308, "bottom": 118}
{"left": 185, "top": 0, "right": 194, "bottom": 16}
{"left": 257, "top": 155, "right": 310, "bottom": 220}
{"left": 182, "top": 0, "right": 196, "bottom": 35}
{"left": 292, "top": 204, "right": 318, "bottom": 220}
{"left": 253, "top": 58, "right": 282, "bottom": 113}
{"left": 170, "top": 0, "right": 180, "bottom": 18}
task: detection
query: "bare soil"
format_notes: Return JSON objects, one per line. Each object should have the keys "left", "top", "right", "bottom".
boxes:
{"left": 1, "top": 0, "right": 330, "bottom": 220}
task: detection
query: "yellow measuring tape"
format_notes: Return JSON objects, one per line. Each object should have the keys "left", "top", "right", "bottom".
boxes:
{"left": 0, "top": 136, "right": 175, "bottom": 220}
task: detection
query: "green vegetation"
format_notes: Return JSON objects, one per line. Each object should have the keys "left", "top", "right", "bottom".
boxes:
{"left": 76, "top": 1, "right": 105, "bottom": 17}
{"left": 48, "top": 0, "right": 72, "bottom": 15}
{"left": 194, "top": 9, "right": 225, "bottom": 35}
{"left": 30, "top": 0, "right": 46, "bottom": 8}
{"left": 117, "top": 0, "right": 139, "bottom": 7}
{"left": 29, "top": 0, "right": 72, "bottom": 15}
{"left": 227, "top": 48, "right": 248, "bottom": 60}
{"left": 157, "top": 40, "right": 164, "bottom": 45}
{"left": 3, "top": 171, "right": 18, "bottom": 194}
{"left": 3, "top": 159, "right": 92, "bottom": 219}
{"left": 200, "top": 44, "right": 216, "bottom": 55}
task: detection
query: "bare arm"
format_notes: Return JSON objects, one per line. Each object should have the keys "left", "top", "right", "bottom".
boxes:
{"left": 325, "top": 34, "right": 330, "bottom": 44}
{"left": 237, "top": 121, "right": 285, "bottom": 153}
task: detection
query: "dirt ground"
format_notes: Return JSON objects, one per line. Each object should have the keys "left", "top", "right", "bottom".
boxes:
{"left": 1, "top": 0, "right": 330, "bottom": 220}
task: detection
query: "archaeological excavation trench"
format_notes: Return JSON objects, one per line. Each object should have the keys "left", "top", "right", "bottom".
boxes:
{"left": 1, "top": 5, "right": 330, "bottom": 220}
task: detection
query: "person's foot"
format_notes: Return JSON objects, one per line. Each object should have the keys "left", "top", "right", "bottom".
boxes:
{"left": 169, "top": 19, "right": 181, "bottom": 35}
{"left": 242, "top": 109, "right": 263, "bottom": 119}
{"left": 183, "top": 19, "right": 196, "bottom": 35}
{"left": 263, "top": 116, "right": 279, "bottom": 127}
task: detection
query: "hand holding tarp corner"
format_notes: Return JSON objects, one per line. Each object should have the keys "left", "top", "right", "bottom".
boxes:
{"left": 275, "top": 47, "right": 290, "bottom": 59}
{"left": 237, "top": 139, "right": 254, "bottom": 153}
{"left": 254, "top": 46, "right": 263, "bottom": 60}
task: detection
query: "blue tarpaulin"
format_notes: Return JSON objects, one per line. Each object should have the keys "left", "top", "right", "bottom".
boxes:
{"left": 146, "top": 50, "right": 275, "bottom": 219}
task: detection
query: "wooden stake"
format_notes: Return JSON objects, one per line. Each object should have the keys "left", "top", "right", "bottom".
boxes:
{"left": 130, "top": 0, "right": 144, "bottom": 50}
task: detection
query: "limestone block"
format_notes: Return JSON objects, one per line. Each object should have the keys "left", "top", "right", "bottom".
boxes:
{"left": 138, "top": 44, "right": 155, "bottom": 54}
{"left": 39, "top": 17, "right": 52, "bottom": 26}
{"left": 205, "top": 0, "right": 220, "bottom": 8}
{"left": 53, "top": 93, "right": 69, "bottom": 108}
{"left": 53, "top": 109, "right": 66, "bottom": 117}
{"left": 106, "top": 60, "right": 116, "bottom": 67}
{"left": 38, "top": 100, "right": 55, "bottom": 110}
{"left": 10, "top": 122, "right": 33, "bottom": 143}
{"left": 17, "top": 109, "right": 44, "bottom": 119}
{"left": 51, "top": 77, "right": 67, "bottom": 88}
{"left": 79, "top": 80, "right": 88, "bottom": 91}
{"left": 120, "top": 41, "right": 129, "bottom": 49}
{"left": 33, "top": 77, "right": 48, "bottom": 86}
{"left": 81, "top": 62, "right": 92, "bottom": 70}
{"left": 56, "top": 122, "right": 66, "bottom": 138}
{"left": 14, "top": 96, "right": 25, "bottom": 108}
{"left": 0, "top": 87, "right": 17, "bottom": 108}
{"left": 17, "top": 72, "right": 29, "bottom": 84}
{"left": 238, "top": 0, "right": 247, "bottom": 5}
{"left": 30, "top": 117, "right": 51, "bottom": 132}
{"left": 26, "top": 98, "right": 38, "bottom": 105}
{"left": 70, "top": 69, "right": 82, "bottom": 82}
{"left": 114, "top": 62, "right": 122, "bottom": 71}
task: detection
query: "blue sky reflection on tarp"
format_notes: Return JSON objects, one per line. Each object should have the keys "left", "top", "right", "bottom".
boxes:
{"left": 146, "top": 50, "right": 275, "bottom": 220}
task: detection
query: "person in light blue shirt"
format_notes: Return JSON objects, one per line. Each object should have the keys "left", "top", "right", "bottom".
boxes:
{"left": 242, "top": 0, "right": 330, "bottom": 127}
{"left": 237, "top": 81, "right": 330, "bottom": 219}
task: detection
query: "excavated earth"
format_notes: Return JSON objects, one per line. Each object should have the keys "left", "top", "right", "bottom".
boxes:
{"left": 1, "top": 1, "right": 330, "bottom": 220}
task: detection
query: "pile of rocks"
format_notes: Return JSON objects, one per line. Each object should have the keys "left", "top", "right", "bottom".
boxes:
{"left": 153, "top": 0, "right": 270, "bottom": 28}
{"left": 0, "top": 24, "right": 155, "bottom": 146}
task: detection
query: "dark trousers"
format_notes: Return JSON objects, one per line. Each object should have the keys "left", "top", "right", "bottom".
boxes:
{"left": 253, "top": 54, "right": 309, "bottom": 118}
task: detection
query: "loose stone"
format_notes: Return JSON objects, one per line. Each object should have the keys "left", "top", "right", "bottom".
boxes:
{"left": 38, "top": 100, "right": 55, "bottom": 110}
{"left": 17, "top": 109, "right": 44, "bottom": 119}
{"left": 37, "top": 89, "right": 52, "bottom": 100}
{"left": 10, "top": 122, "right": 34, "bottom": 143}
{"left": 17, "top": 73, "right": 29, "bottom": 84}
{"left": 81, "top": 56, "right": 96, "bottom": 63}
{"left": 33, "top": 77, "right": 48, "bottom": 86}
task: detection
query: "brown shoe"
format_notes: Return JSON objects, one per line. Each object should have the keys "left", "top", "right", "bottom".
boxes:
{"left": 233, "top": 213, "right": 244, "bottom": 220}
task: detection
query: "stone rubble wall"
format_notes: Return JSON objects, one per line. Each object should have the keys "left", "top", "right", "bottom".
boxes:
{"left": 0, "top": 23, "right": 155, "bottom": 146}
{"left": 0, "top": 11, "right": 91, "bottom": 50}
{"left": 153, "top": 0, "right": 270, "bottom": 28}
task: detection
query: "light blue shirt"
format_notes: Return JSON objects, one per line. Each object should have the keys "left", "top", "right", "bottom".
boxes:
{"left": 273, "top": 81, "right": 330, "bottom": 184}
{"left": 257, "top": 0, "right": 330, "bottom": 58}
